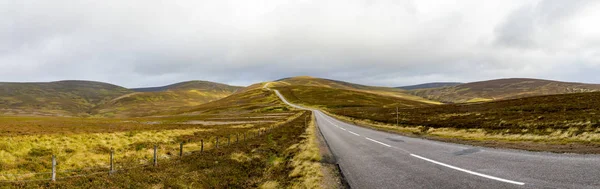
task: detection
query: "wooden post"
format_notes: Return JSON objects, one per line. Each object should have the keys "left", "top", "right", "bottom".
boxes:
{"left": 236, "top": 133, "right": 239, "bottom": 143}
{"left": 216, "top": 137, "right": 219, "bottom": 149}
{"left": 227, "top": 135, "right": 230, "bottom": 146}
{"left": 153, "top": 145, "right": 158, "bottom": 166}
{"left": 179, "top": 142, "right": 184, "bottom": 157}
{"left": 305, "top": 116, "right": 307, "bottom": 127}
{"left": 201, "top": 139, "right": 204, "bottom": 153}
{"left": 109, "top": 149, "right": 114, "bottom": 175}
{"left": 396, "top": 107, "right": 399, "bottom": 126}
{"left": 51, "top": 155, "right": 56, "bottom": 182}
{"left": 244, "top": 132, "right": 246, "bottom": 141}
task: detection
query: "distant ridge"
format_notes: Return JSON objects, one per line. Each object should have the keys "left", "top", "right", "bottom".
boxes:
{"left": 241, "top": 76, "right": 442, "bottom": 104}
{"left": 0, "top": 80, "right": 242, "bottom": 117}
{"left": 409, "top": 78, "right": 600, "bottom": 103}
{"left": 397, "top": 82, "right": 463, "bottom": 90}
{"left": 0, "top": 80, "right": 132, "bottom": 116}
{"left": 131, "top": 80, "right": 242, "bottom": 92}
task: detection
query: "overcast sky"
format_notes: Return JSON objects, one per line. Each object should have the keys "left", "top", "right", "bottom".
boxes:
{"left": 1, "top": 0, "right": 599, "bottom": 88}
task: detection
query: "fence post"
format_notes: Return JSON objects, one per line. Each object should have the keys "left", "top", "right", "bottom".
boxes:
{"left": 153, "top": 145, "right": 158, "bottom": 166}
{"left": 109, "top": 149, "right": 114, "bottom": 175}
{"left": 236, "top": 133, "right": 239, "bottom": 143}
{"left": 51, "top": 155, "right": 56, "bottom": 182}
{"left": 179, "top": 142, "right": 184, "bottom": 157}
{"left": 244, "top": 132, "right": 246, "bottom": 141}
{"left": 201, "top": 139, "right": 204, "bottom": 153}
{"left": 216, "top": 137, "right": 219, "bottom": 149}
{"left": 396, "top": 106, "right": 399, "bottom": 126}
{"left": 228, "top": 135, "right": 230, "bottom": 146}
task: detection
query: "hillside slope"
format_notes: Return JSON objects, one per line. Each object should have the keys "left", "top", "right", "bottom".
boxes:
{"left": 275, "top": 85, "right": 433, "bottom": 111}
{"left": 397, "top": 82, "right": 462, "bottom": 90}
{"left": 0, "top": 80, "right": 242, "bottom": 117}
{"left": 410, "top": 78, "right": 600, "bottom": 103}
{"left": 251, "top": 76, "right": 441, "bottom": 104}
{"left": 0, "top": 80, "right": 132, "bottom": 116}
{"left": 93, "top": 81, "right": 243, "bottom": 117}
{"left": 131, "top": 80, "right": 241, "bottom": 92}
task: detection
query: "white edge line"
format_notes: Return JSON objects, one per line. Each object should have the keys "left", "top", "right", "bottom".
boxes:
{"left": 410, "top": 154, "right": 525, "bottom": 186}
{"left": 365, "top": 137, "right": 391, "bottom": 147}
{"left": 348, "top": 131, "right": 360, "bottom": 136}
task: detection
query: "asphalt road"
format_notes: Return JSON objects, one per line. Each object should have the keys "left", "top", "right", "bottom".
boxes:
{"left": 273, "top": 89, "right": 600, "bottom": 189}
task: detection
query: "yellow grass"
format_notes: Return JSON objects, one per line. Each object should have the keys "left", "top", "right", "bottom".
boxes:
{"left": 0, "top": 127, "right": 222, "bottom": 180}
{"left": 466, "top": 98, "right": 493, "bottom": 103}
{"left": 287, "top": 113, "right": 323, "bottom": 189}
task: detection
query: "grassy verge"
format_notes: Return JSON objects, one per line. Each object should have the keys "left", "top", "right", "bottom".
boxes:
{"left": 284, "top": 112, "right": 323, "bottom": 189}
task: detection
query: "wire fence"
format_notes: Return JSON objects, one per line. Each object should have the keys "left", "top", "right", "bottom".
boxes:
{"left": 0, "top": 126, "right": 277, "bottom": 183}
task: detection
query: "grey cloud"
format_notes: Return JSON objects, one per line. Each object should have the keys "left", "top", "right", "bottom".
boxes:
{"left": 0, "top": 0, "right": 599, "bottom": 88}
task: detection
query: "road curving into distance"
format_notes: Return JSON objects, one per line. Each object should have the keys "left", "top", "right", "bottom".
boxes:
{"left": 272, "top": 89, "right": 600, "bottom": 189}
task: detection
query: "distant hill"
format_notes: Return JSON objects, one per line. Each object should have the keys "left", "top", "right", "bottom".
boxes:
{"left": 0, "top": 80, "right": 132, "bottom": 116}
{"left": 0, "top": 80, "right": 242, "bottom": 117}
{"left": 244, "top": 76, "right": 441, "bottom": 104}
{"left": 275, "top": 85, "right": 433, "bottom": 110}
{"left": 131, "top": 80, "right": 241, "bottom": 92}
{"left": 397, "top": 82, "right": 462, "bottom": 90}
{"left": 409, "top": 78, "right": 600, "bottom": 103}
{"left": 94, "top": 81, "right": 242, "bottom": 117}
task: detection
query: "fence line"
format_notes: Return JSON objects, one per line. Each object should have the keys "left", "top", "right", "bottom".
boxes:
{"left": 0, "top": 126, "right": 279, "bottom": 183}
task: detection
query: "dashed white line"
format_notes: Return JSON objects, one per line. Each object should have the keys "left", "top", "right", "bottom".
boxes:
{"left": 348, "top": 131, "right": 360, "bottom": 136}
{"left": 365, "top": 137, "right": 391, "bottom": 147}
{"left": 410, "top": 154, "right": 525, "bottom": 185}
{"left": 340, "top": 128, "right": 347, "bottom": 131}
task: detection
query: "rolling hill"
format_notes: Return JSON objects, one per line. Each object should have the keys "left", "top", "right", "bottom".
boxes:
{"left": 251, "top": 76, "right": 441, "bottom": 104}
{"left": 131, "top": 80, "right": 241, "bottom": 92}
{"left": 92, "top": 81, "right": 243, "bottom": 117}
{"left": 0, "top": 80, "right": 242, "bottom": 117}
{"left": 274, "top": 85, "right": 433, "bottom": 110}
{"left": 409, "top": 78, "right": 600, "bottom": 103}
{"left": 0, "top": 80, "right": 132, "bottom": 116}
{"left": 397, "top": 82, "right": 462, "bottom": 90}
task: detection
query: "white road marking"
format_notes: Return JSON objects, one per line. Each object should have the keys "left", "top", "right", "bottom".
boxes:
{"left": 348, "top": 131, "right": 360, "bottom": 136}
{"left": 410, "top": 154, "right": 525, "bottom": 186}
{"left": 365, "top": 137, "right": 391, "bottom": 147}
{"left": 340, "top": 128, "right": 347, "bottom": 131}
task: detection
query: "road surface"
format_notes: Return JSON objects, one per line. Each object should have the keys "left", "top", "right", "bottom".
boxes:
{"left": 273, "top": 89, "right": 600, "bottom": 189}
